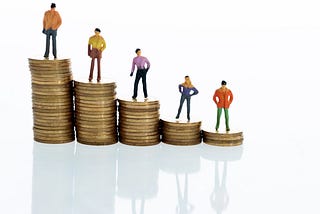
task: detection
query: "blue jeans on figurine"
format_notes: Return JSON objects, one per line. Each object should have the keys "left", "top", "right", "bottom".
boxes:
{"left": 176, "top": 95, "right": 191, "bottom": 121}
{"left": 44, "top": 29, "right": 57, "bottom": 59}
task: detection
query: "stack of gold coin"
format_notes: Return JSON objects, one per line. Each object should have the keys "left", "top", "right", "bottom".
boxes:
{"left": 202, "top": 130, "right": 243, "bottom": 146}
{"left": 29, "top": 58, "right": 75, "bottom": 144}
{"left": 118, "top": 99, "right": 160, "bottom": 146}
{"left": 160, "top": 119, "right": 202, "bottom": 145}
{"left": 74, "top": 80, "right": 117, "bottom": 145}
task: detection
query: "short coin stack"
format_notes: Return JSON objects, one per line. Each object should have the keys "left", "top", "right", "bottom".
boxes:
{"left": 29, "top": 58, "right": 75, "bottom": 144}
{"left": 160, "top": 119, "right": 202, "bottom": 145}
{"left": 202, "top": 130, "right": 243, "bottom": 146}
{"left": 118, "top": 99, "right": 160, "bottom": 146}
{"left": 74, "top": 80, "right": 117, "bottom": 145}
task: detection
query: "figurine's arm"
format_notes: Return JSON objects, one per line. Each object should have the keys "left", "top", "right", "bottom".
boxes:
{"left": 100, "top": 38, "right": 106, "bottom": 52}
{"left": 43, "top": 12, "right": 47, "bottom": 30}
{"left": 88, "top": 44, "right": 91, "bottom": 56}
{"left": 228, "top": 90, "right": 233, "bottom": 105}
{"left": 191, "top": 87, "right": 199, "bottom": 96}
{"left": 56, "top": 12, "right": 62, "bottom": 29}
{"left": 145, "top": 58, "right": 150, "bottom": 71}
{"left": 178, "top": 84, "right": 183, "bottom": 93}
{"left": 213, "top": 91, "right": 219, "bottom": 105}
{"left": 130, "top": 60, "right": 136, "bottom": 76}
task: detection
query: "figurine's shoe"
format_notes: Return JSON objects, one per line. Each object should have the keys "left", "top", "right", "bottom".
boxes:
{"left": 144, "top": 97, "right": 148, "bottom": 102}
{"left": 226, "top": 128, "right": 230, "bottom": 132}
{"left": 88, "top": 78, "right": 92, "bottom": 82}
{"left": 132, "top": 97, "right": 137, "bottom": 102}
{"left": 44, "top": 57, "right": 49, "bottom": 60}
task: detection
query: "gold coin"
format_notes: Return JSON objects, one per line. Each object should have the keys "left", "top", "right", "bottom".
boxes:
{"left": 75, "top": 112, "right": 116, "bottom": 120}
{"left": 76, "top": 136, "right": 117, "bottom": 146}
{"left": 202, "top": 130, "right": 243, "bottom": 146}
{"left": 119, "top": 137, "right": 160, "bottom": 146}
{"left": 75, "top": 105, "right": 116, "bottom": 113}
{"left": 34, "top": 137, "right": 75, "bottom": 144}
{"left": 28, "top": 58, "right": 71, "bottom": 65}
{"left": 75, "top": 124, "right": 116, "bottom": 132}
{"left": 118, "top": 99, "right": 160, "bottom": 110}
{"left": 161, "top": 139, "right": 201, "bottom": 146}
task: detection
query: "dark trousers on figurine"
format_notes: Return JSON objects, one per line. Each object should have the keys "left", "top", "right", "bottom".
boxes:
{"left": 89, "top": 48, "right": 102, "bottom": 81}
{"left": 44, "top": 29, "right": 57, "bottom": 58}
{"left": 215, "top": 108, "right": 230, "bottom": 131}
{"left": 132, "top": 69, "right": 148, "bottom": 98}
{"left": 176, "top": 95, "right": 191, "bottom": 120}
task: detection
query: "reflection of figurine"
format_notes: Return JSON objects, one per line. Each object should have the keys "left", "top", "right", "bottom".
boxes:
{"left": 176, "top": 173, "right": 194, "bottom": 214}
{"left": 117, "top": 144, "right": 159, "bottom": 214}
{"left": 176, "top": 76, "right": 199, "bottom": 121}
{"left": 88, "top": 28, "right": 106, "bottom": 82}
{"left": 213, "top": 80, "right": 233, "bottom": 132}
{"left": 130, "top": 49, "right": 150, "bottom": 101}
{"left": 210, "top": 161, "right": 229, "bottom": 214}
{"left": 43, "top": 3, "right": 62, "bottom": 60}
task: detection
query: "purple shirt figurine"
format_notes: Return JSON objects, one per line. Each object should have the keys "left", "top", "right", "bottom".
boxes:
{"left": 130, "top": 49, "right": 151, "bottom": 100}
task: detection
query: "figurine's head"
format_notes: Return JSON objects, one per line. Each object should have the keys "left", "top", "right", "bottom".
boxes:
{"left": 221, "top": 80, "right": 227, "bottom": 85}
{"left": 184, "top": 76, "right": 192, "bottom": 86}
{"left": 135, "top": 48, "right": 141, "bottom": 56}
{"left": 94, "top": 28, "right": 101, "bottom": 35}
{"left": 51, "top": 3, "right": 56, "bottom": 8}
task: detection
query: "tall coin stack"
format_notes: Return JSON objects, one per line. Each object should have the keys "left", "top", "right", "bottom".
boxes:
{"left": 74, "top": 80, "right": 117, "bottom": 145}
{"left": 160, "top": 119, "right": 202, "bottom": 145}
{"left": 29, "top": 59, "right": 75, "bottom": 144}
{"left": 118, "top": 99, "right": 160, "bottom": 146}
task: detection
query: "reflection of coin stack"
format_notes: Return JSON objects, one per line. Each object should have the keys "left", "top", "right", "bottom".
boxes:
{"left": 202, "top": 130, "right": 243, "bottom": 146}
{"left": 29, "top": 59, "right": 75, "bottom": 144}
{"left": 74, "top": 81, "right": 117, "bottom": 145}
{"left": 117, "top": 144, "right": 159, "bottom": 200}
{"left": 160, "top": 120, "right": 202, "bottom": 145}
{"left": 118, "top": 99, "right": 160, "bottom": 146}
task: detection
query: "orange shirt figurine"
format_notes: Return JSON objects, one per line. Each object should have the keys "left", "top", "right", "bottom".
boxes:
{"left": 213, "top": 80, "right": 233, "bottom": 132}
{"left": 43, "top": 3, "right": 62, "bottom": 59}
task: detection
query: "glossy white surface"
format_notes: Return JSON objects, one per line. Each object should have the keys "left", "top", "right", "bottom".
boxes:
{"left": 3, "top": 134, "right": 320, "bottom": 214}
{"left": 1, "top": 0, "right": 320, "bottom": 213}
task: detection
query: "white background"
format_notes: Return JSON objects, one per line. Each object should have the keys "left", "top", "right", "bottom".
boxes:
{"left": 1, "top": 0, "right": 320, "bottom": 213}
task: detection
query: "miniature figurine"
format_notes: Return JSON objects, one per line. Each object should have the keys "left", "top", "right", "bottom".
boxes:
{"left": 175, "top": 76, "right": 199, "bottom": 121}
{"left": 130, "top": 48, "right": 150, "bottom": 101}
{"left": 43, "top": 3, "right": 62, "bottom": 60}
{"left": 88, "top": 28, "right": 106, "bottom": 82}
{"left": 213, "top": 80, "right": 233, "bottom": 132}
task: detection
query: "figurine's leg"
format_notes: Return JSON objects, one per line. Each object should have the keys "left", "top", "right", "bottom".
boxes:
{"left": 186, "top": 97, "right": 191, "bottom": 121}
{"left": 142, "top": 69, "right": 148, "bottom": 98}
{"left": 176, "top": 95, "right": 185, "bottom": 119}
{"left": 89, "top": 58, "right": 95, "bottom": 81}
{"left": 52, "top": 30, "right": 57, "bottom": 58}
{"left": 215, "top": 108, "right": 222, "bottom": 131}
{"left": 44, "top": 32, "right": 50, "bottom": 58}
{"left": 224, "top": 108, "right": 230, "bottom": 131}
{"left": 132, "top": 71, "right": 141, "bottom": 98}
{"left": 97, "top": 57, "right": 101, "bottom": 82}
